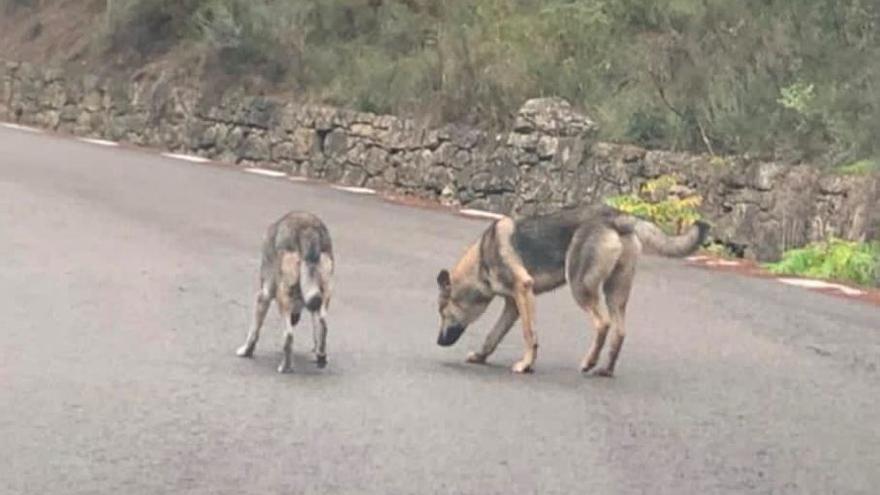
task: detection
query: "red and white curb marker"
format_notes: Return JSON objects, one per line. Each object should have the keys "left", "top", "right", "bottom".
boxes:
{"left": 686, "top": 255, "right": 743, "bottom": 267}
{"left": 686, "top": 255, "right": 711, "bottom": 262}
{"left": 161, "top": 152, "right": 211, "bottom": 163}
{"left": 78, "top": 137, "right": 119, "bottom": 147}
{"left": 1, "top": 122, "right": 43, "bottom": 133}
{"left": 331, "top": 185, "right": 376, "bottom": 195}
{"left": 459, "top": 208, "right": 505, "bottom": 220}
{"left": 243, "top": 167, "right": 286, "bottom": 178}
{"left": 687, "top": 256, "right": 869, "bottom": 299}
{"left": 777, "top": 278, "right": 865, "bottom": 297}
{"left": 705, "top": 259, "right": 742, "bottom": 267}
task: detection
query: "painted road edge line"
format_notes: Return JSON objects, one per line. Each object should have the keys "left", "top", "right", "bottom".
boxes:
{"left": 704, "top": 259, "right": 742, "bottom": 267}
{"left": 1, "top": 122, "right": 43, "bottom": 133}
{"left": 459, "top": 208, "right": 506, "bottom": 220}
{"left": 686, "top": 255, "right": 711, "bottom": 262}
{"left": 777, "top": 278, "right": 865, "bottom": 297}
{"left": 244, "top": 167, "right": 287, "bottom": 178}
{"left": 687, "top": 255, "right": 741, "bottom": 267}
{"left": 331, "top": 185, "right": 377, "bottom": 195}
{"left": 162, "top": 152, "right": 211, "bottom": 163}
{"left": 78, "top": 137, "right": 119, "bottom": 147}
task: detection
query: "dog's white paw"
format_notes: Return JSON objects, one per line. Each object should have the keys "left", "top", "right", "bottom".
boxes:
{"left": 511, "top": 360, "right": 533, "bottom": 374}
{"left": 277, "top": 363, "right": 293, "bottom": 374}
{"left": 466, "top": 351, "right": 487, "bottom": 364}
{"left": 236, "top": 345, "right": 254, "bottom": 358}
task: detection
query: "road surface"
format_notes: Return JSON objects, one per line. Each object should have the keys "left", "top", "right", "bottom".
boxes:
{"left": 1, "top": 127, "right": 878, "bottom": 494}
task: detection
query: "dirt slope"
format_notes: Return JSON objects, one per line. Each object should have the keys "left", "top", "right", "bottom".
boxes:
{"left": 0, "top": 1, "right": 106, "bottom": 66}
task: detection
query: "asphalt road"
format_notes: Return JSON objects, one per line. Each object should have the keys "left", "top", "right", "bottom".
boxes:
{"left": 1, "top": 127, "right": 879, "bottom": 495}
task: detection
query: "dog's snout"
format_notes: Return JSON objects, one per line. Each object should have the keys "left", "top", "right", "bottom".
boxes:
{"left": 305, "top": 295, "right": 323, "bottom": 312}
{"left": 437, "top": 324, "right": 466, "bottom": 347}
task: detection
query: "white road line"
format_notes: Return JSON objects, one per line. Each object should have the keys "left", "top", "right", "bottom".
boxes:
{"left": 777, "top": 278, "right": 865, "bottom": 297}
{"left": 78, "top": 137, "right": 119, "bottom": 147}
{"left": 687, "top": 255, "right": 711, "bottom": 262}
{"left": 288, "top": 176, "right": 309, "bottom": 182}
{"left": 161, "top": 152, "right": 211, "bottom": 163}
{"left": 1, "top": 122, "right": 42, "bottom": 133}
{"left": 331, "top": 185, "right": 376, "bottom": 195}
{"left": 704, "top": 259, "right": 742, "bottom": 267}
{"left": 244, "top": 167, "right": 287, "bottom": 178}
{"left": 459, "top": 208, "right": 506, "bottom": 220}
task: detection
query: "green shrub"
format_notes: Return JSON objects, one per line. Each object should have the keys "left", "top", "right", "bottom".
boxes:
{"left": 766, "top": 239, "right": 880, "bottom": 287}
{"left": 93, "top": 0, "right": 880, "bottom": 164}
{"left": 625, "top": 111, "right": 672, "bottom": 149}
{"left": 106, "top": 0, "right": 287, "bottom": 80}
{"left": 107, "top": 0, "right": 208, "bottom": 57}
{"left": 702, "top": 242, "right": 737, "bottom": 259}
{"left": 2, "top": 0, "right": 36, "bottom": 14}
{"left": 605, "top": 175, "right": 703, "bottom": 234}
{"left": 834, "top": 159, "right": 880, "bottom": 176}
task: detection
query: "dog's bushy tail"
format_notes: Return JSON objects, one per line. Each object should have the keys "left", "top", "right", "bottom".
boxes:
{"left": 613, "top": 215, "right": 710, "bottom": 257}
{"left": 299, "top": 228, "right": 323, "bottom": 312}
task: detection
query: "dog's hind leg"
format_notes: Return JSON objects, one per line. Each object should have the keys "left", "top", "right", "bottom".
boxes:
{"left": 595, "top": 308, "right": 625, "bottom": 377}
{"left": 567, "top": 229, "right": 622, "bottom": 374}
{"left": 236, "top": 286, "right": 273, "bottom": 358}
{"left": 596, "top": 236, "right": 638, "bottom": 377}
{"left": 467, "top": 297, "right": 518, "bottom": 364}
{"left": 579, "top": 296, "right": 612, "bottom": 373}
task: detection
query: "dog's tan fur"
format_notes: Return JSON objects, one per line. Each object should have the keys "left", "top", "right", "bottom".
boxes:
{"left": 436, "top": 204, "right": 709, "bottom": 376}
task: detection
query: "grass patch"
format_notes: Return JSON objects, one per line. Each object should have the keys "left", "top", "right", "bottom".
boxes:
{"left": 834, "top": 159, "right": 880, "bottom": 176}
{"left": 765, "top": 239, "right": 880, "bottom": 287}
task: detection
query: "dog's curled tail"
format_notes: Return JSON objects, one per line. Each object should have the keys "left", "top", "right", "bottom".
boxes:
{"left": 298, "top": 228, "right": 323, "bottom": 312}
{"left": 614, "top": 215, "right": 710, "bottom": 257}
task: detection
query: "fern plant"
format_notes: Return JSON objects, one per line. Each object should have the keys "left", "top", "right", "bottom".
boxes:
{"left": 605, "top": 175, "right": 703, "bottom": 234}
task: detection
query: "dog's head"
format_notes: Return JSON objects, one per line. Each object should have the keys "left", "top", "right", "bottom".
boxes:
{"left": 435, "top": 269, "right": 490, "bottom": 347}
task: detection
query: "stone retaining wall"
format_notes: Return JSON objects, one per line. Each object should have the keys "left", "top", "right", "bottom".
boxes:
{"left": 2, "top": 60, "right": 877, "bottom": 260}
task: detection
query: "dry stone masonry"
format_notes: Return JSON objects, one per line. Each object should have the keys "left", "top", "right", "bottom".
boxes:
{"left": 2, "top": 60, "right": 877, "bottom": 261}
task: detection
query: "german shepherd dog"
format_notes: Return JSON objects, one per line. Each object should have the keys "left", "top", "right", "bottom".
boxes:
{"left": 435, "top": 204, "right": 709, "bottom": 376}
{"left": 236, "top": 211, "right": 334, "bottom": 373}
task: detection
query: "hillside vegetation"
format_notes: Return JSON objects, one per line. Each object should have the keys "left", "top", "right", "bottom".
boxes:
{"left": 3, "top": 0, "right": 880, "bottom": 168}
{"left": 767, "top": 239, "right": 880, "bottom": 287}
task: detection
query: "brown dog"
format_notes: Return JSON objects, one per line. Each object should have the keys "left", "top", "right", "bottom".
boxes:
{"left": 435, "top": 204, "right": 709, "bottom": 376}
{"left": 236, "top": 211, "right": 334, "bottom": 373}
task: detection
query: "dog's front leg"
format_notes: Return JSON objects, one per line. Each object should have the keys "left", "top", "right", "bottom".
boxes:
{"left": 311, "top": 308, "right": 329, "bottom": 369}
{"left": 278, "top": 304, "right": 301, "bottom": 374}
{"left": 511, "top": 280, "right": 537, "bottom": 374}
{"left": 467, "top": 297, "right": 518, "bottom": 364}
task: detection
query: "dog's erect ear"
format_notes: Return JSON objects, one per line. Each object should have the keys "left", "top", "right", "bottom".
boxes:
{"left": 436, "top": 269, "right": 451, "bottom": 292}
